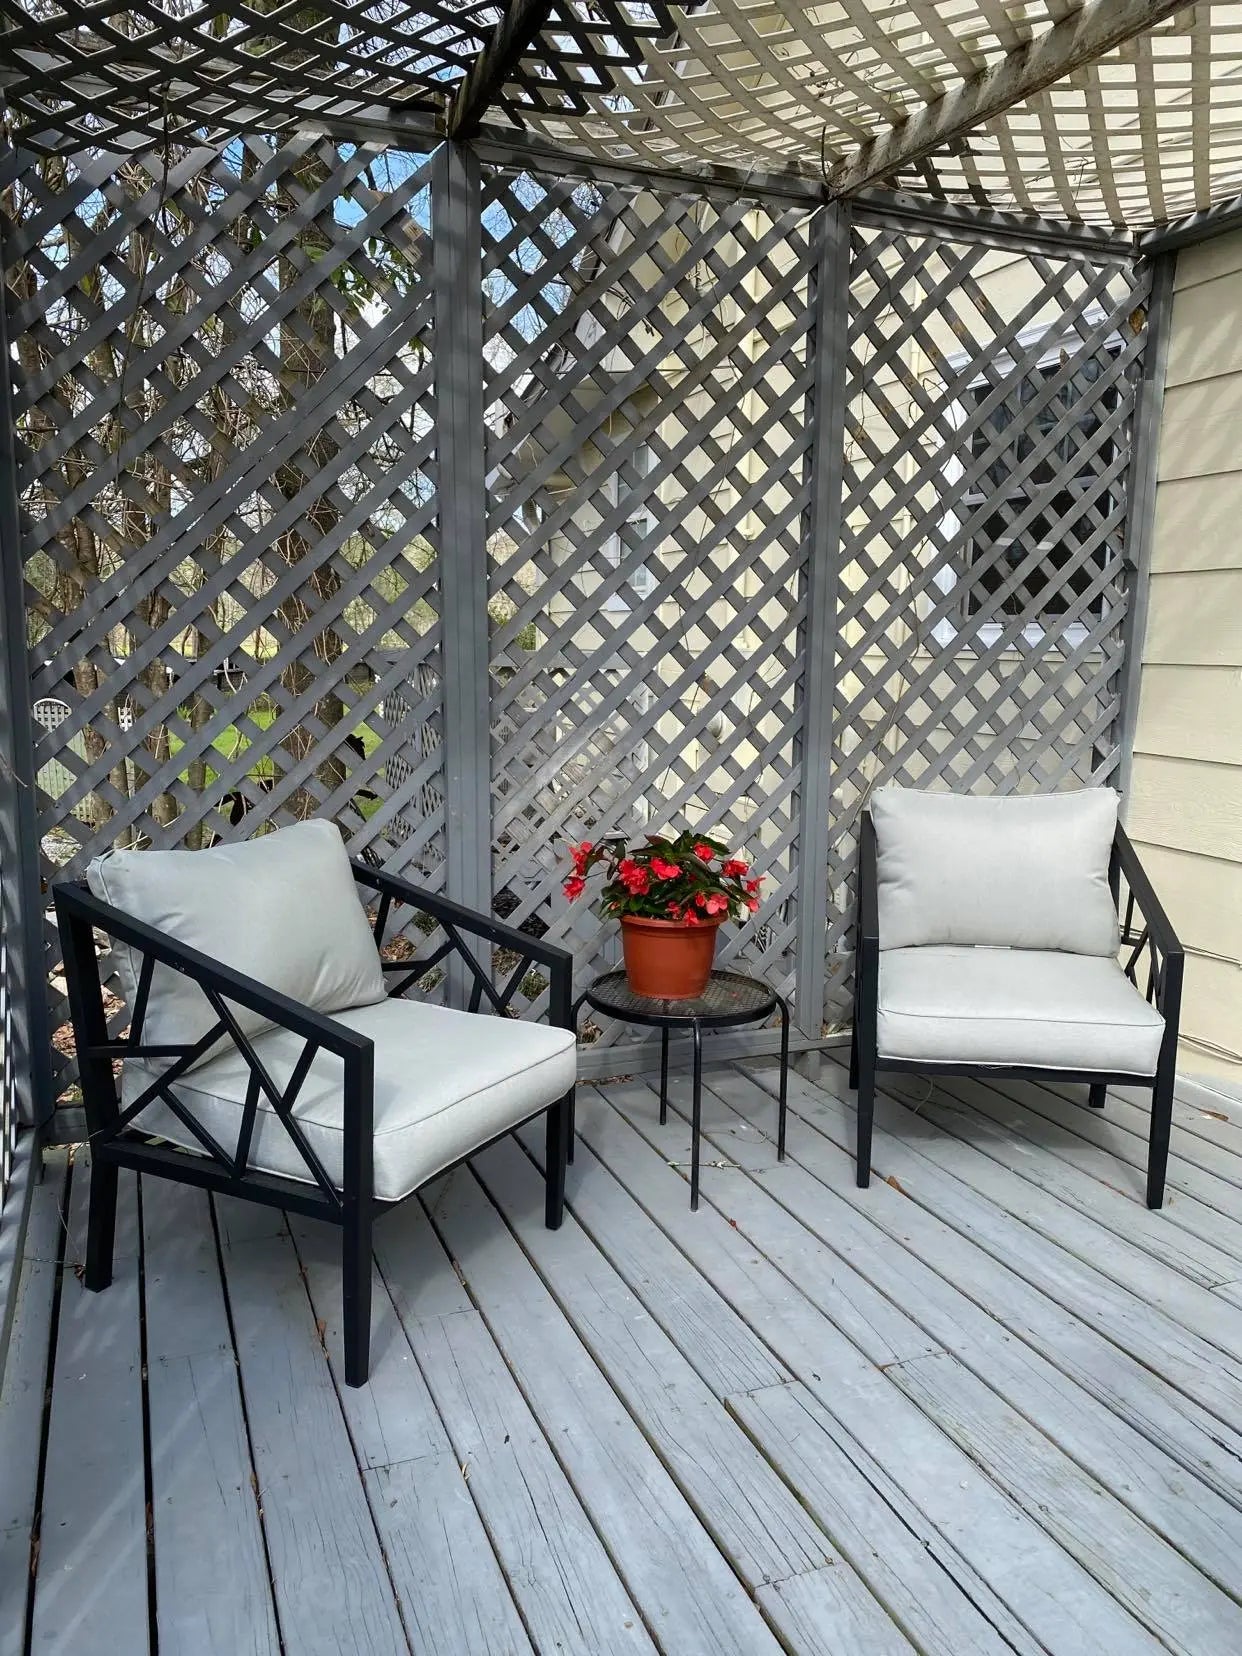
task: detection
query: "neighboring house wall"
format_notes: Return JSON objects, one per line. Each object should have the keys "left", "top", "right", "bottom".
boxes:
{"left": 1127, "top": 234, "right": 1242, "bottom": 1088}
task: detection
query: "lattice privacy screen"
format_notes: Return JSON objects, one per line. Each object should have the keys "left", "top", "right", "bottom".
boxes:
{"left": 828, "top": 217, "right": 1153, "bottom": 986}
{"left": 482, "top": 168, "right": 816, "bottom": 1021}
{"left": 0, "top": 133, "right": 1158, "bottom": 1110}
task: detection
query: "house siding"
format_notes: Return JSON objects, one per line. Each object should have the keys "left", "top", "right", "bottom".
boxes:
{"left": 1128, "top": 232, "right": 1242, "bottom": 1086}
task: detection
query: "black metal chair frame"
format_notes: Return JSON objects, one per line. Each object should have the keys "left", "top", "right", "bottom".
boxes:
{"left": 849, "top": 814, "right": 1184, "bottom": 1209}
{"left": 54, "top": 860, "right": 576, "bottom": 1386}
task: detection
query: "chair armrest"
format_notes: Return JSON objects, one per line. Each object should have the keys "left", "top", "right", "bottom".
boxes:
{"left": 53, "top": 880, "right": 374, "bottom": 1063}
{"left": 1112, "top": 824, "right": 1182, "bottom": 961}
{"left": 857, "top": 813, "right": 881, "bottom": 957}
{"left": 1109, "top": 825, "right": 1184, "bottom": 1026}
{"left": 351, "top": 862, "right": 574, "bottom": 1028}
{"left": 853, "top": 813, "right": 882, "bottom": 1065}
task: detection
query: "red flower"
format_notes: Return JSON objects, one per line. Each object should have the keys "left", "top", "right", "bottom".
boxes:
{"left": 563, "top": 875, "right": 586, "bottom": 900}
{"left": 617, "top": 857, "right": 650, "bottom": 895}
{"left": 683, "top": 912, "right": 702, "bottom": 925}
{"left": 650, "top": 856, "right": 681, "bottom": 880}
{"left": 694, "top": 843, "right": 716, "bottom": 862}
{"left": 722, "top": 858, "right": 748, "bottom": 877}
{"left": 666, "top": 901, "right": 682, "bottom": 919}
{"left": 694, "top": 891, "right": 709, "bottom": 908}
{"left": 745, "top": 876, "right": 763, "bottom": 894}
{"left": 745, "top": 896, "right": 760, "bottom": 912}
{"left": 568, "top": 839, "right": 594, "bottom": 873}
{"left": 701, "top": 892, "right": 728, "bottom": 915}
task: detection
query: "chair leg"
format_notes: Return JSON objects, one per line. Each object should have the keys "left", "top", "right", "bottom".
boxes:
{"left": 856, "top": 1063, "right": 875, "bottom": 1189}
{"left": 1088, "top": 1082, "right": 1107, "bottom": 1109}
{"left": 848, "top": 1016, "right": 860, "bottom": 1091}
{"left": 84, "top": 1158, "right": 118, "bottom": 1292}
{"left": 545, "top": 1090, "right": 571, "bottom": 1230}
{"left": 342, "top": 1203, "right": 373, "bottom": 1388}
{"left": 1147, "top": 1071, "right": 1174, "bottom": 1211}
{"left": 566, "top": 1089, "right": 576, "bottom": 1166}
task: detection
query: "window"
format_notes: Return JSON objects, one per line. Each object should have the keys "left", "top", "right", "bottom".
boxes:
{"left": 935, "top": 331, "right": 1126, "bottom": 647}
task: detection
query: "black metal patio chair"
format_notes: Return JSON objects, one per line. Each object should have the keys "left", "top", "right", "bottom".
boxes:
{"left": 850, "top": 787, "right": 1184, "bottom": 1208}
{"left": 54, "top": 820, "right": 576, "bottom": 1386}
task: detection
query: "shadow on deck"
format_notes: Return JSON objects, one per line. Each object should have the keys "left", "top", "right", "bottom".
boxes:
{"left": 4, "top": 1055, "right": 1242, "bottom": 1655}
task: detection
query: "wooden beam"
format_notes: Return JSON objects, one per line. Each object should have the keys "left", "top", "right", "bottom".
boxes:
{"left": 827, "top": 0, "right": 1188, "bottom": 199}
{"left": 447, "top": 0, "right": 557, "bottom": 141}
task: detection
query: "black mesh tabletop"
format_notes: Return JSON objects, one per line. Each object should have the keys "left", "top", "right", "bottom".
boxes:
{"left": 581, "top": 970, "right": 779, "bottom": 1030}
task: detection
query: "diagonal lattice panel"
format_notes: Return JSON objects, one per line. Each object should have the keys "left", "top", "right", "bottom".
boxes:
{"left": 827, "top": 218, "right": 1155, "bottom": 1016}
{"left": 4, "top": 136, "right": 447, "bottom": 1093}
{"left": 0, "top": 2, "right": 498, "bottom": 153}
{"left": 480, "top": 164, "right": 818, "bottom": 1033}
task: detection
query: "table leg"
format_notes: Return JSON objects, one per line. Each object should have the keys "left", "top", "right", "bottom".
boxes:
{"left": 690, "top": 1021, "right": 703, "bottom": 1212}
{"left": 570, "top": 994, "right": 590, "bottom": 1166}
{"left": 659, "top": 1026, "right": 670, "bottom": 1125}
{"left": 777, "top": 995, "right": 790, "bottom": 1161}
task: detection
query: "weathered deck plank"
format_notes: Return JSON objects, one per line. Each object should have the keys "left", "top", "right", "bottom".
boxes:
{"left": 563, "top": 1098, "right": 1042, "bottom": 1656}
{"left": 954, "top": 1070, "right": 1242, "bottom": 1261}
{"left": 892, "top": 1059, "right": 1242, "bottom": 1270}
{"left": 371, "top": 1200, "right": 659, "bottom": 1656}
{"left": 865, "top": 1063, "right": 1242, "bottom": 1288}
{"left": 472, "top": 1135, "right": 900, "bottom": 1619}
{"left": 892, "top": 1349, "right": 1242, "bottom": 1652}
{"left": 422, "top": 1164, "right": 790, "bottom": 1655}
{"left": 872, "top": 1065, "right": 1242, "bottom": 1351}
{"left": 727, "top": 1064, "right": 1242, "bottom": 1520}
{"left": 288, "top": 1211, "right": 544, "bottom": 1656}
{"left": 10, "top": 1055, "right": 1242, "bottom": 1656}
{"left": 216, "top": 1225, "right": 410, "bottom": 1656}
{"left": 29, "top": 1155, "right": 148, "bottom": 1656}
{"left": 141, "top": 1178, "right": 279, "bottom": 1656}
{"left": 0, "top": 1152, "right": 66, "bottom": 1656}
{"left": 572, "top": 1086, "right": 1166, "bottom": 1653}
{"left": 743, "top": 1063, "right": 1242, "bottom": 1437}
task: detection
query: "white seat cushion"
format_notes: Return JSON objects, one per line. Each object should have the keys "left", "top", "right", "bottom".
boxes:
{"left": 870, "top": 787, "right": 1119, "bottom": 956}
{"left": 89, "top": 820, "right": 386, "bottom": 1071}
{"left": 877, "top": 947, "right": 1165, "bottom": 1075}
{"left": 122, "top": 997, "right": 577, "bottom": 1202}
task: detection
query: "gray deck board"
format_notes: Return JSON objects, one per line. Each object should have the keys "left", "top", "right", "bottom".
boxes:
{"left": 748, "top": 1064, "right": 1242, "bottom": 1436}
{"left": 586, "top": 1081, "right": 1174, "bottom": 1653}
{"left": 691, "top": 1069, "right": 1242, "bottom": 1596}
{"left": 896, "top": 1060, "right": 1242, "bottom": 1274}
{"left": 471, "top": 1134, "right": 901, "bottom": 1624}
{"left": 141, "top": 1178, "right": 280, "bottom": 1656}
{"left": 422, "top": 1163, "right": 789, "bottom": 1655}
{"left": 564, "top": 1095, "right": 1043, "bottom": 1656}
{"left": 30, "top": 1154, "right": 148, "bottom": 1656}
{"left": 0, "top": 1153, "right": 66, "bottom": 1656}
{"left": 959, "top": 1071, "right": 1242, "bottom": 1261}
{"left": 288, "top": 1211, "right": 541, "bottom": 1656}
{"left": 867, "top": 1065, "right": 1242, "bottom": 1349}
{"left": 7, "top": 1057, "right": 1242, "bottom": 1656}
{"left": 216, "top": 1224, "right": 411, "bottom": 1656}
{"left": 730, "top": 1064, "right": 1242, "bottom": 1515}
{"left": 371, "top": 1200, "right": 658, "bottom": 1656}
{"left": 870, "top": 1064, "right": 1242, "bottom": 1288}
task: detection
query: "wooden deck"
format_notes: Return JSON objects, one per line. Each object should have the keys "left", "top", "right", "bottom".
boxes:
{"left": 4, "top": 1053, "right": 1242, "bottom": 1655}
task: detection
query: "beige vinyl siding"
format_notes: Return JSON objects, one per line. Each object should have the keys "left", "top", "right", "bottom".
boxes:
{"left": 1129, "top": 230, "right": 1242, "bottom": 1086}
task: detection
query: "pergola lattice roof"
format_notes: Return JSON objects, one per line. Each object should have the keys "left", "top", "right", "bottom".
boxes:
{"left": 0, "top": 4, "right": 1239, "bottom": 235}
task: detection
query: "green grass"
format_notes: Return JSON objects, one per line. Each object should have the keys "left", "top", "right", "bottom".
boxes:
{"left": 167, "top": 705, "right": 383, "bottom": 797}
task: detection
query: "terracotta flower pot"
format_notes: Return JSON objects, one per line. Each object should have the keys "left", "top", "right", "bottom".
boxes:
{"left": 620, "top": 914, "right": 723, "bottom": 999}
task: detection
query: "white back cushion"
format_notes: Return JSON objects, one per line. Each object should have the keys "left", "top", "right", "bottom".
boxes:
{"left": 87, "top": 820, "right": 387, "bottom": 1064}
{"left": 870, "top": 787, "right": 1119, "bottom": 955}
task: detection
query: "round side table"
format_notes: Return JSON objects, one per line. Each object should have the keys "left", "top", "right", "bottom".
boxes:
{"left": 575, "top": 969, "right": 789, "bottom": 1209}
